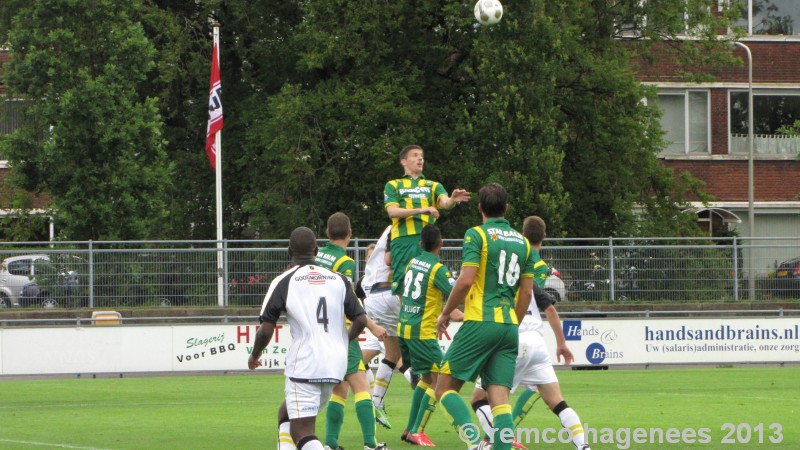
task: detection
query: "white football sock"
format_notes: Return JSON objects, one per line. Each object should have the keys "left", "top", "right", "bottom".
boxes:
{"left": 558, "top": 407, "right": 587, "bottom": 449}
{"left": 365, "top": 365, "right": 376, "bottom": 394}
{"left": 403, "top": 367, "right": 413, "bottom": 384}
{"left": 278, "top": 421, "right": 297, "bottom": 450}
{"left": 475, "top": 403, "right": 494, "bottom": 439}
{"left": 372, "top": 359, "right": 395, "bottom": 408}
{"left": 298, "top": 439, "right": 324, "bottom": 450}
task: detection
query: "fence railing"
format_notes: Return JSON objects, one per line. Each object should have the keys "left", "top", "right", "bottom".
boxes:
{"left": 730, "top": 133, "right": 800, "bottom": 154}
{"left": 0, "top": 237, "right": 797, "bottom": 309}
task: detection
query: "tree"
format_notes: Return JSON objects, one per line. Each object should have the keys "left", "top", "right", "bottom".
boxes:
{"left": 0, "top": 0, "right": 173, "bottom": 240}
{"left": 1, "top": 0, "right": 742, "bottom": 241}
{"left": 238, "top": 0, "right": 737, "bottom": 239}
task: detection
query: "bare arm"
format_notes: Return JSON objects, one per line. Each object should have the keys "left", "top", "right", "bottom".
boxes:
{"left": 437, "top": 189, "right": 471, "bottom": 209}
{"left": 366, "top": 316, "right": 388, "bottom": 341}
{"left": 543, "top": 305, "right": 574, "bottom": 365}
{"left": 349, "top": 314, "right": 368, "bottom": 341}
{"left": 247, "top": 322, "right": 275, "bottom": 369}
{"left": 386, "top": 204, "right": 440, "bottom": 220}
{"left": 514, "top": 277, "right": 534, "bottom": 324}
{"left": 437, "top": 265, "right": 477, "bottom": 332}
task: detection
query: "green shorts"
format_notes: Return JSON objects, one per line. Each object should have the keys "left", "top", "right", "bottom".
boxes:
{"left": 346, "top": 339, "right": 366, "bottom": 376}
{"left": 390, "top": 235, "right": 423, "bottom": 295}
{"left": 399, "top": 337, "right": 444, "bottom": 375}
{"left": 440, "top": 320, "right": 518, "bottom": 388}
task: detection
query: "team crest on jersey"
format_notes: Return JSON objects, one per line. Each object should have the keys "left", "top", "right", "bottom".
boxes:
{"left": 490, "top": 233, "right": 499, "bottom": 241}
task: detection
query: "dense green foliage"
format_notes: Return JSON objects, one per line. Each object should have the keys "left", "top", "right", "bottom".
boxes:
{"left": 0, "top": 1, "right": 742, "bottom": 240}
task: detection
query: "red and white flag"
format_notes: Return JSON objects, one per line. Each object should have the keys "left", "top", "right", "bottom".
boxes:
{"left": 206, "top": 43, "right": 223, "bottom": 169}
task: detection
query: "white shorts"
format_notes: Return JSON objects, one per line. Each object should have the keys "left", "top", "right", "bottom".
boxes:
{"left": 360, "top": 332, "right": 386, "bottom": 353}
{"left": 365, "top": 289, "right": 400, "bottom": 337}
{"left": 284, "top": 378, "right": 335, "bottom": 419}
{"left": 511, "top": 331, "right": 558, "bottom": 392}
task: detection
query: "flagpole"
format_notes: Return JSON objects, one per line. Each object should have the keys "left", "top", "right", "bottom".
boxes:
{"left": 213, "top": 23, "right": 224, "bottom": 307}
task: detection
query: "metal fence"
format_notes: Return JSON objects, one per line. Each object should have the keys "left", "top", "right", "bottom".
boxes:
{"left": 0, "top": 237, "right": 797, "bottom": 309}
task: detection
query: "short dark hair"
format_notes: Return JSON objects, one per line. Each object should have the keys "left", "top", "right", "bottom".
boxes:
{"left": 289, "top": 227, "right": 317, "bottom": 260}
{"left": 326, "top": 212, "right": 351, "bottom": 240}
{"left": 420, "top": 225, "right": 442, "bottom": 252}
{"left": 522, "top": 216, "right": 546, "bottom": 245}
{"left": 478, "top": 183, "right": 508, "bottom": 218}
{"left": 399, "top": 144, "right": 422, "bottom": 160}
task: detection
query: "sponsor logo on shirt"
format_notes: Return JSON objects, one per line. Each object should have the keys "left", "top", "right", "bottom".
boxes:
{"left": 295, "top": 271, "right": 337, "bottom": 284}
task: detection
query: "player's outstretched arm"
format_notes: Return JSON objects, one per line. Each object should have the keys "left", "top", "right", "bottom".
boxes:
{"left": 438, "top": 188, "right": 471, "bottom": 209}
{"left": 544, "top": 305, "right": 574, "bottom": 365}
{"left": 248, "top": 322, "right": 275, "bottom": 369}
{"left": 348, "top": 314, "right": 368, "bottom": 341}
{"left": 366, "top": 316, "right": 388, "bottom": 341}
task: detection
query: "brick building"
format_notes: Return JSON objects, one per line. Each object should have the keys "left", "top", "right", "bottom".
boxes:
{"left": 635, "top": 3, "right": 800, "bottom": 253}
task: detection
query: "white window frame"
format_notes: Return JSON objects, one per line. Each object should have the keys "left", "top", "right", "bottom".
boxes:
{"left": 726, "top": 0, "right": 800, "bottom": 36}
{"left": 727, "top": 89, "right": 800, "bottom": 154}
{"left": 657, "top": 89, "right": 712, "bottom": 155}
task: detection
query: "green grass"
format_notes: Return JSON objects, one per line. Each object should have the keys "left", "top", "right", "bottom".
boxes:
{"left": 0, "top": 367, "right": 797, "bottom": 449}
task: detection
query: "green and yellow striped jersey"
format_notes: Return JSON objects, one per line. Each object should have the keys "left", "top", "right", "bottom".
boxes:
{"left": 461, "top": 218, "right": 535, "bottom": 325}
{"left": 530, "top": 248, "right": 550, "bottom": 288}
{"left": 384, "top": 174, "right": 448, "bottom": 239}
{"left": 315, "top": 242, "right": 355, "bottom": 282}
{"left": 397, "top": 251, "right": 455, "bottom": 340}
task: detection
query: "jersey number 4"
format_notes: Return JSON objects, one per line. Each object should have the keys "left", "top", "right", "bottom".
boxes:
{"left": 316, "top": 297, "right": 329, "bottom": 332}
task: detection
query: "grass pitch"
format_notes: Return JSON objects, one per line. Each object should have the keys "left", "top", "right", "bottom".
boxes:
{"left": 0, "top": 367, "right": 797, "bottom": 449}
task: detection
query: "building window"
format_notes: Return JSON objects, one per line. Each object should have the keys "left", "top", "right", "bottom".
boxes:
{"left": 733, "top": 0, "right": 800, "bottom": 35}
{"left": 657, "top": 91, "right": 710, "bottom": 154}
{"left": 0, "top": 100, "right": 29, "bottom": 162}
{"left": 729, "top": 91, "right": 800, "bottom": 154}
{"left": 0, "top": 101, "right": 27, "bottom": 135}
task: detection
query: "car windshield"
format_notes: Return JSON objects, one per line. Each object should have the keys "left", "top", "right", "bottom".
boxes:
{"left": 33, "top": 260, "right": 59, "bottom": 276}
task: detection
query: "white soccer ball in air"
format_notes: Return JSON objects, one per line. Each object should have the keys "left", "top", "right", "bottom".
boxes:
{"left": 474, "top": 0, "right": 503, "bottom": 26}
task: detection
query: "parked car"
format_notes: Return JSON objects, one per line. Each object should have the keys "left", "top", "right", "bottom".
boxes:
{"left": 773, "top": 256, "right": 800, "bottom": 297}
{"left": 544, "top": 266, "right": 568, "bottom": 302}
{"left": 0, "top": 255, "right": 82, "bottom": 308}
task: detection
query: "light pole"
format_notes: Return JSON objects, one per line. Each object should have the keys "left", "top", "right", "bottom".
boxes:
{"left": 734, "top": 41, "right": 755, "bottom": 300}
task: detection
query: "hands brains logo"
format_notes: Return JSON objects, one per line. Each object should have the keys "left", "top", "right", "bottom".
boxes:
{"left": 586, "top": 342, "right": 624, "bottom": 364}
{"left": 563, "top": 320, "right": 600, "bottom": 341}
{"left": 586, "top": 343, "right": 607, "bottom": 364}
{"left": 602, "top": 329, "right": 618, "bottom": 343}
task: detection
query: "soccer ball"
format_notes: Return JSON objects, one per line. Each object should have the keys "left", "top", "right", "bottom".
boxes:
{"left": 474, "top": 0, "right": 503, "bottom": 26}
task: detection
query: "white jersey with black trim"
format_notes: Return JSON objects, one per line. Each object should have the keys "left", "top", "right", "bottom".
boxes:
{"left": 259, "top": 263, "right": 364, "bottom": 383}
{"left": 518, "top": 290, "right": 545, "bottom": 336}
{"left": 362, "top": 225, "right": 392, "bottom": 293}
{"left": 518, "top": 285, "right": 556, "bottom": 336}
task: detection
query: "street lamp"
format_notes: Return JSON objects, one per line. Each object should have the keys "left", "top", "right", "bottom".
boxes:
{"left": 733, "top": 41, "right": 755, "bottom": 300}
